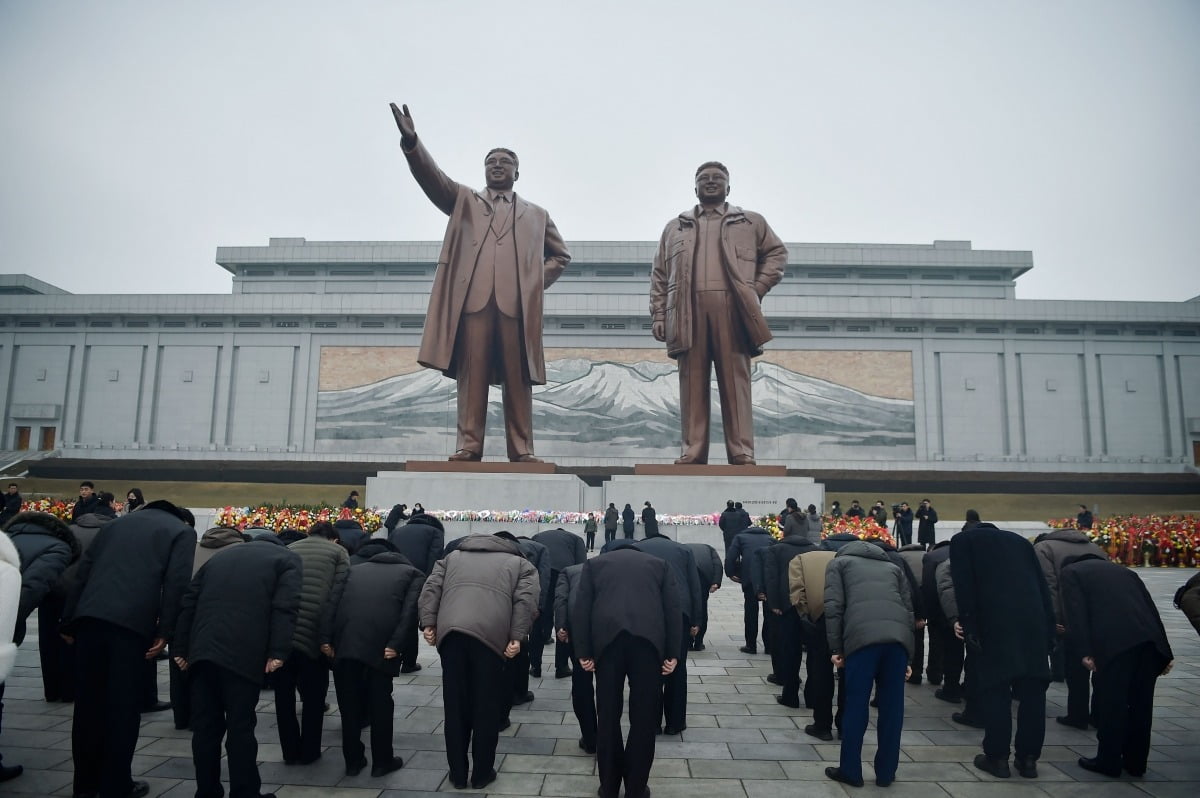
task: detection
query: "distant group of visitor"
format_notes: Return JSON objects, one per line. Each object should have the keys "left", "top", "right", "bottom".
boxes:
{"left": 0, "top": 487, "right": 1195, "bottom": 797}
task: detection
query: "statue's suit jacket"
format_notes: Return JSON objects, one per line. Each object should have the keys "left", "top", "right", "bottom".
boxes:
{"left": 403, "top": 137, "right": 571, "bottom": 385}
{"left": 649, "top": 206, "right": 786, "bottom": 359}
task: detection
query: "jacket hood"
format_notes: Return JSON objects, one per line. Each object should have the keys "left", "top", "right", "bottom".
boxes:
{"left": 779, "top": 535, "right": 818, "bottom": 550}
{"left": 1033, "top": 529, "right": 1094, "bottom": 545}
{"left": 141, "top": 499, "right": 188, "bottom": 522}
{"left": 600, "top": 539, "right": 641, "bottom": 554}
{"left": 836, "top": 540, "right": 890, "bottom": 561}
{"left": 827, "top": 532, "right": 861, "bottom": 541}
{"left": 0, "top": 528, "right": 18, "bottom": 568}
{"left": 367, "top": 551, "right": 415, "bottom": 566}
{"left": 199, "top": 526, "right": 245, "bottom": 549}
{"left": 355, "top": 539, "right": 398, "bottom": 558}
{"left": 72, "top": 512, "right": 117, "bottom": 531}
{"left": 457, "top": 533, "right": 522, "bottom": 556}
{"left": 4, "top": 510, "right": 81, "bottom": 561}
{"left": 404, "top": 513, "right": 445, "bottom": 533}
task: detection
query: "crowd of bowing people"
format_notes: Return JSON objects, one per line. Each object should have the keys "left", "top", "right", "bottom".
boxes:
{"left": 0, "top": 487, "right": 1196, "bottom": 798}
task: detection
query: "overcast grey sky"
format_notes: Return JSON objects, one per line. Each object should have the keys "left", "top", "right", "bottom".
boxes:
{"left": 1, "top": 0, "right": 1196, "bottom": 301}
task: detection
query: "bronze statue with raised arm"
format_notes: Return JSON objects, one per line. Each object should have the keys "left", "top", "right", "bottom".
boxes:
{"left": 650, "top": 162, "right": 787, "bottom": 465}
{"left": 390, "top": 103, "right": 571, "bottom": 463}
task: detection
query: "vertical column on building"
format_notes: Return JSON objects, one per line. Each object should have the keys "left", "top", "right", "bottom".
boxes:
{"left": 0, "top": 333, "right": 14, "bottom": 448}
{"left": 1080, "top": 340, "right": 1103, "bottom": 457}
{"left": 301, "top": 333, "right": 322, "bottom": 454}
{"left": 1001, "top": 338, "right": 1021, "bottom": 458}
{"left": 212, "top": 332, "right": 235, "bottom": 446}
{"left": 290, "top": 332, "right": 312, "bottom": 452}
{"left": 137, "top": 334, "right": 160, "bottom": 445}
{"left": 1160, "top": 341, "right": 1183, "bottom": 459}
{"left": 61, "top": 333, "right": 87, "bottom": 448}
{"left": 919, "top": 336, "right": 940, "bottom": 461}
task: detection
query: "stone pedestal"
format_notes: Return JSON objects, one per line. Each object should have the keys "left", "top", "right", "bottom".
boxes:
{"left": 367, "top": 468, "right": 586, "bottom": 513}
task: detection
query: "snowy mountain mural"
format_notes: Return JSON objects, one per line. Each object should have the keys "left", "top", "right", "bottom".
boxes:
{"left": 315, "top": 356, "right": 915, "bottom": 462}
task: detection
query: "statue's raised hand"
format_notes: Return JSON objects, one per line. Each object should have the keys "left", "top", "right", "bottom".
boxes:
{"left": 390, "top": 102, "right": 416, "bottom": 146}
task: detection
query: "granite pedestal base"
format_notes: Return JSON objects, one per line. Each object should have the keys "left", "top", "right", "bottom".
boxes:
{"left": 367, "top": 468, "right": 586, "bottom": 514}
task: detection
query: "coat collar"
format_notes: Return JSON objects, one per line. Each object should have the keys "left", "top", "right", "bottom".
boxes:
{"left": 676, "top": 204, "right": 746, "bottom": 227}
{"left": 475, "top": 187, "right": 528, "bottom": 219}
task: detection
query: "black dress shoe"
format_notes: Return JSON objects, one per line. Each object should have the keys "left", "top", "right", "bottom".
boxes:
{"left": 766, "top": 673, "right": 781, "bottom": 685}
{"left": 345, "top": 757, "right": 368, "bottom": 777}
{"left": 1056, "top": 715, "right": 1088, "bottom": 729}
{"left": 125, "top": 782, "right": 151, "bottom": 798}
{"left": 450, "top": 773, "right": 468, "bottom": 789}
{"left": 530, "top": 667, "right": 542, "bottom": 678}
{"left": 1077, "top": 757, "right": 1121, "bottom": 777}
{"left": 555, "top": 669, "right": 572, "bottom": 679}
{"left": 825, "top": 766, "right": 864, "bottom": 787}
{"left": 973, "top": 754, "right": 1010, "bottom": 778}
{"left": 953, "top": 711, "right": 985, "bottom": 728}
{"left": 775, "top": 695, "right": 800, "bottom": 708}
{"left": 579, "top": 737, "right": 597, "bottom": 754}
{"left": 876, "top": 776, "right": 894, "bottom": 787}
{"left": 869, "top": 697, "right": 879, "bottom": 707}
{"left": 691, "top": 643, "right": 705, "bottom": 651}
{"left": 1014, "top": 754, "right": 1038, "bottom": 778}
{"left": 512, "top": 690, "right": 535, "bottom": 705}
{"left": 804, "top": 724, "right": 833, "bottom": 741}
{"left": 738, "top": 645, "right": 757, "bottom": 654}
{"left": 371, "top": 756, "right": 404, "bottom": 777}
{"left": 470, "top": 768, "right": 497, "bottom": 789}
{"left": 934, "top": 687, "right": 961, "bottom": 704}
{"left": 0, "top": 764, "right": 23, "bottom": 783}
{"left": 499, "top": 717, "right": 511, "bottom": 731}
{"left": 400, "top": 662, "right": 422, "bottom": 674}
{"left": 142, "top": 700, "right": 172, "bottom": 713}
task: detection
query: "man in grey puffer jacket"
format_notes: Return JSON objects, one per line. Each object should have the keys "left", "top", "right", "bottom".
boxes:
{"left": 418, "top": 531, "right": 539, "bottom": 791}
{"left": 824, "top": 540, "right": 914, "bottom": 789}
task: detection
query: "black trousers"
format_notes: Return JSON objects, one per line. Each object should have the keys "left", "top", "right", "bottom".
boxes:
{"left": 661, "top": 614, "right": 690, "bottom": 731}
{"left": 595, "top": 633, "right": 661, "bottom": 798}
{"left": 693, "top": 591, "right": 711, "bottom": 647}
{"left": 274, "top": 651, "right": 329, "bottom": 762}
{"left": 623, "top": 522, "right": 634, "bottom": 539}
{"left": 439, "top": 632, "right": 506, "bottom": 784}
{"left": 508, "top": 639, "right": 530, "bottom": 704}
{"left": 190, "top": 661, "right": 263, "bottom": 798}
{"left": 400, "top": 621, "right": 419, "bottom": 670}
{"left": 528, "top": 613, "right": 547, "bottom": 675}
{"left": 142, "top": 656, "right": 160, "bottom": 710}
{"left": 765, "top": 611, "right": 780, "bottom": 674}
{"left": 585, "top": 529, "right": 596, "bottom": 550}
{"left": 567, "top": 639, "right": 596, "bottom": 747}
{"left": 604, "top": 527, "right": 616, "bottom": 544}
{"left": 926, "top": 620, "right": 944, "bottom": 683}
{"left": 804, "top": 616, "right": 841, "bottom": 731}
{"left": 1062, "top": 635, "right": 1092, "bottom": 723}
{"left": 937, "top": 623, "right": 964, "bottom": 695}
{"left": 910, "top": 622, "right": 925, "bottom": 679}
{"left": 169, "top": 656, "right": 190, "bottom": 729}
{"left": 776, "top": 610, "right": 804, "bottom": 705}
{"left": 333, "top": 659, "right": 395, "bottom": 768}
{"left": 38, "top": 591, "right": 75, "bottom": 701}
{"left": 1091, "top": 642, "right": 1167, "bottom": 774}
{"left": 742, "top": 583, "right": 761, "bottom": 650}
{"left": 978, "top": 676, "right": 1048, "bottom": 760}
{"left": 71, "top": 618, "right": 147, "bottom": 798}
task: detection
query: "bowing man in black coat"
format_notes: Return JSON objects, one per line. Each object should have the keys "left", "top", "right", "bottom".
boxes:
{"left": 387, "top": 513, "right": 445, "bottom": 672}
{"left": 61, "top": 499, "right": 195, "bottom": 798}
{"left": 174, "top": 536, "right": 301, "bottom": 798}
{"left": 554, "top": 563, "right": 595, "bottom": 752}
{"left": 571, "top": 546, "right": 681, "bottom": 798}
{"left": 951, "top": 523, "right": 1055, "bottom": 779}
{"left": 532, "top": 527, "right": 588, "bottom": 677}
{"left": 1062, "top": 554, "right": 1175, "bottom": 778}
{"left": 323, "top": 549, "right": 424, "bottom": 778}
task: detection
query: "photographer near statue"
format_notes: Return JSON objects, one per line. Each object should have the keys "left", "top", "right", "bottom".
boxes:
{"left": 650, "top": 162, "right": 787, "bottom": 465}
{"left": 389, "top": 103, "right": 571, "bottom": 463}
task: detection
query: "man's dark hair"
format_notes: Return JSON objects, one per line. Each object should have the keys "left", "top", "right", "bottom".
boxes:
{"left": 178, "top": 507, "right": 196, "bottom": 528}
{"left": 785, "top": 497, "right": 799, "bottom": 509}
{"left": 7, "top": 483, "right": 16, "bottom": 489}
{"left": 1078, "top": 504, "right": 1088, "bottom": 511}
{"left": 807, "top": 504, "right": 817, "bottom": 514}
{"left": 734, "top": 502, "right": 743, "bottom": 509}
{"left": 922, "top": 498, "right": 931, "bottom": 503}
{"left": 694, "top": 160, "right": 729, "bottom": 178}
{"left": 80, "top": 481, "right": 94, "bottom": 489}
{"left": 494, "top": 530, "right": 518, "bottom": 542}
{"left": 726, "top": 500, "right": 734, "bottom": 509}
{"left": 965, "top": 509, "right": 981, "bottom": 523}
{"left": 309, "top": 520, "right": 338, "bottom": 540}
{"left": 98, "top": 491, "right": 115, "bottom": 505}
{"left": 485, "top": 147, "right": 519, "bottom": 169}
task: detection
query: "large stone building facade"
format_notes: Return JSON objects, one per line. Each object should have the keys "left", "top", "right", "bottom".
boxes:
{"left": 2, "top": 238, "right": 1198, "bottom": 471}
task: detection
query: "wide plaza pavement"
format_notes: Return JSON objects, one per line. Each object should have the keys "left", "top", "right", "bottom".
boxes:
{"left": 1, "top": 561, "right": 1197, "bottom": 798}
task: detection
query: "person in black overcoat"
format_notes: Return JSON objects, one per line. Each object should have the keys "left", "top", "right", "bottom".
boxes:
{"left": 621, "top": 503, "right": 636, "bottom": 539}
{"left": 323, "top": 549, "right": 424, "bottom": 778}
{"left": 726, "top": 525, "right": 773, "bottom": 653}
{"left": 637, "top": 531, "right": 703, "bottom": 735}
{"left": 61, "top": 500, "right": 195, "bottom": 798}
{"left": 761, "top": 531, "right": 819, "bottom": 708}
{"left": 532, "top": 527, "right": 587, "bottom": 678}
{"left": 951, "top": 523, "right": 1055, "bottom": 779}
{"left": 1062, "top": 554, "right": 1174, "bottom": 778}
{"left": 572, "top": 546, "right": 681, "bottom": 798}
{"left": 553, "top": 563, "right": 595, "bottom": 752}
{"left": 387, "top": 513, "right": 445, "bottom": 672}
{"left": 173, "top": 535, "right": 301, "bottom": 798}
{"left": 684, "top": 542, "right": 722, "bottom": 650}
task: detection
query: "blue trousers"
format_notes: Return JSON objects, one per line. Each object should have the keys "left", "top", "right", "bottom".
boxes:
{"left": 840, "top": 642, "right": 907, "bottom": 783}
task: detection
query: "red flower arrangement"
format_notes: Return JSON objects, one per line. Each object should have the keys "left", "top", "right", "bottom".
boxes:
{"left": 1047, "top": 515, "right": 1200, "bottom": 567}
